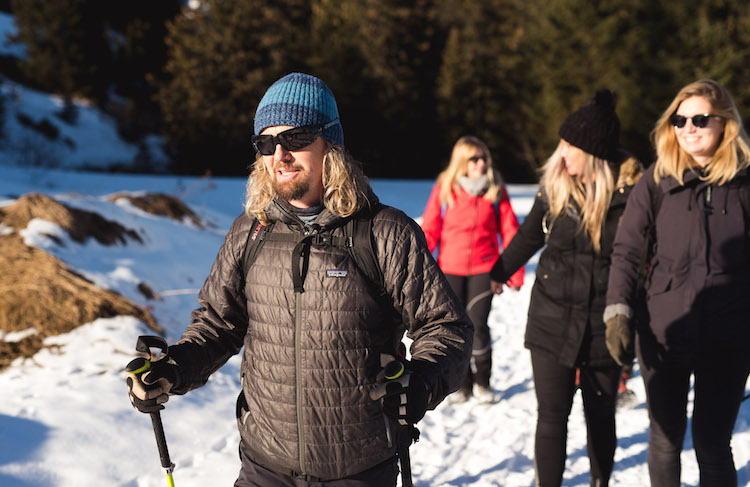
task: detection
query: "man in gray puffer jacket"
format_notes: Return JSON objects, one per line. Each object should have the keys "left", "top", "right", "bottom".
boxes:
{"left": 126, "top": 72, "right": 473, "bottom": 486}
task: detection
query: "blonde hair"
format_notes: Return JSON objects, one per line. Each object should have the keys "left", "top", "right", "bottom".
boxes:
{"left": 652, "top": 79, "right": 750, "bottom": 186}
{"left": 539, "top": 140, "right": 616, "bottom": 253}
{"left": 436, "top": 136, "right": 504, "bottom": 207}
{"left": 244, "top": 143, "right": 371, "bottom": 224}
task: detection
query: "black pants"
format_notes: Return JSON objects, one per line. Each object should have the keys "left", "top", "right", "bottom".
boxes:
{"left": 234, "top": 442, "right": 398, "bottom": 487}
{"left": 531, "top": 351, "right": 621, "bottom": 487}
{"left": 445, "top": 273, "right": 494, "bottom": 389}
{"left": 638, "top": 342, "right": 750, "bottom": 487}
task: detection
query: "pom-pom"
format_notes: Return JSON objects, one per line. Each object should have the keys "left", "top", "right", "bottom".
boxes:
{"left": 593, "top": 88, "right": 617, "bottom": 109}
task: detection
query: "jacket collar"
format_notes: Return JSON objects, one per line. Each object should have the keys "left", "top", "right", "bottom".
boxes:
{"left": 661, "top": 165, "right": 750, "bottom": 192}
{"left": 264, "top": 189, "right": 380, "bottom": 230}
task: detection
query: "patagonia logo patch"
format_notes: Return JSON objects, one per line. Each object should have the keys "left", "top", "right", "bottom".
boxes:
{"left": 326, "top": 269, "right": 348, "bottom": 278}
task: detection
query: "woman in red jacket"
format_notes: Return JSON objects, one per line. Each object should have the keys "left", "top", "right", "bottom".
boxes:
{"left": 421, "top": 135, "right": 524, "bottom": 403}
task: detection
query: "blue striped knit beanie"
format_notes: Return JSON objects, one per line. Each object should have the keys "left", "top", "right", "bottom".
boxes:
{"left": 254, "top": 72, "right": 344, "bottom": 147}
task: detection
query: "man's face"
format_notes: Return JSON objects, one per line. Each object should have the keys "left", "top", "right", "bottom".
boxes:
{"left": 261, "top": 125, "right": 326, "bottom": 208}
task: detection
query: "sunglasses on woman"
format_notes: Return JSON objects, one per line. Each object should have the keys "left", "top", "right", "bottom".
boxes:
{"left": 669, "top": 113, "right": 720, "bottom": 129}
{"left": 251, "top": 119, "right": 339, "bottom": 155}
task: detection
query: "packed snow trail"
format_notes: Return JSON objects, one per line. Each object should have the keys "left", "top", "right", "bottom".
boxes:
{"left": 0, "top": 175, "right": 749, "bottom": 486}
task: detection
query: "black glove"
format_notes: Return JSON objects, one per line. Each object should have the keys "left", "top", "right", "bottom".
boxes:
{"left": 126, "top": 336, "right": 180, "bottom": 413}
{"left": 369, "top": 356, "right": 431, "bottom": 425}
{"left": 604, "top": 312, "right": 634, "bottom": 367}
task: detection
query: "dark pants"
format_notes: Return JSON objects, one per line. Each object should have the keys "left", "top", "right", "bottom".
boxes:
{"left": 531, "top": 351, "right": 621, "bottom": 487}
{"left": 234, "top": 442, "right": 398, "bottom": 487}
{"left": 445, "top": 273, "right": 494, "bottom": 389}
{"left": 638, "top": 342, "right": 750, "bottom": 487}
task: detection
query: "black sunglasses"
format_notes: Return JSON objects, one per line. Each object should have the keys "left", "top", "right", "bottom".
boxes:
{"left": 251, "top": 119, "right": 339, "bottom": 155}
{"left": 669, "top": 113, "right": 720, "bottom": 129}
{"left": 468, "top": 155, "right": 487, "bottom": 162}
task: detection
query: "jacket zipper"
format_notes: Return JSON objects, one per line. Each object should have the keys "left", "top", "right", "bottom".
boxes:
{"left": 295, "top": 223, "right": 308, "bottom": 475}
{"left": 705, "top": 185, "right": 712, "bottom": 274}
{"left": 295, "top": 291, "right": 306, "bottom": 474}
{"left": 467, "top": 197, "right": 479, "bottom": 274}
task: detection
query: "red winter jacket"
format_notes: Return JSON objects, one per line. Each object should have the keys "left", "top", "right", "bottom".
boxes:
{"left": 421, "top": 183, "right": 524, "bottom": 286}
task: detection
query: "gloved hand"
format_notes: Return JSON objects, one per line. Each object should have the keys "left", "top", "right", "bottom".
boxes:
{"left": 369, "top": 355, "right": 431, "bottom": 425}
{"left": 604, "top": 306, "right": 634, "bottom": 367}
{"left": 126, "top": 336, "right": 180, "bottom": 413}
{"left": 490, "top": 280, "right": 504, "bottom": 295}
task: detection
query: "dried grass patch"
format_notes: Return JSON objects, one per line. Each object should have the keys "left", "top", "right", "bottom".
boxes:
{"left": 1, "top": 192, "right": 142, "bottom": 245}
{"left": 108, "top": 192, "right": 203, "bottom": 227}
{"left": 0, "top": 194, "right": 161, "bottom": 369}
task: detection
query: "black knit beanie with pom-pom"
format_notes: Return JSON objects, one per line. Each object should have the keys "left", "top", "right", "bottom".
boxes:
{"left": 558, "top": 89, "right": 620, "bottom": 160}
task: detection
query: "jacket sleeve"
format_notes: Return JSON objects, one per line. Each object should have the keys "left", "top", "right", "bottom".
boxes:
{"left": 419, "top": 183, "right": 444, "bottom": 253}
{"left": 490, "top": 192, "right": 547, "bottom": 283}
{"left": 376, "top": 209, "right": 473, "bottom": 408}
{"left": 497, "top": 187, "right": 525, "bottom": 287}
{"left": 606, "top": 172, "right": 655, "bottom": 308}
{"left": 167, "top": 216, "right": 250, "bottom": 394}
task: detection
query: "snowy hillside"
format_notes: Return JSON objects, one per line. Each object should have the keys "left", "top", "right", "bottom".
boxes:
{"left": 1, "top": 163, "right": 749, "bottom": 487}
{"left": 0, "top": 12, "right": 168, "bottom": 173}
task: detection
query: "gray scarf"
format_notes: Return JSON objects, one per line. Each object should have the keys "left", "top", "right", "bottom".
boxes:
{"left": 458, "top": 175, "right": 489, "bottom": 196}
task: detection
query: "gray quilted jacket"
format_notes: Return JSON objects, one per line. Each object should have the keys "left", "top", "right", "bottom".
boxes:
{"left": 168, "top": 195, "right": 473, "bottom": 480}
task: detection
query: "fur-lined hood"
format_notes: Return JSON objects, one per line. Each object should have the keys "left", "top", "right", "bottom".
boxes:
{"left": 614, "top": 154, "right": 644, "bottom": 189}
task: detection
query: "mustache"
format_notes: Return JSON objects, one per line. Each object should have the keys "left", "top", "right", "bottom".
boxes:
{"left": 272, "top": 161, "right": 304, "bottom": 172}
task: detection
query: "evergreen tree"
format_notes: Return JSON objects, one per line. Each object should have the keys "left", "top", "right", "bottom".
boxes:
{"left": 106, "top": 1, "right": 182, "bottom": 139}
{"left": 653, "top": 1, "right": 750, "bottom": 120}
{"left": 308, "top": 0, "right": 446, "bottom": 178}
{"left": 354, "top": 0, "right": 446, "bottom": 178}
{"left": 520, "top": 0, "right": 662, "bottom": 165}
{"left": 10, "top": 0, "right": 110, "bottom": 105}
{"left": 519, "top": 0, "right": 750, "bottom": 167}
{"left": 306, "top": 0, "right": 383, "bottom": 170}
{"left": 158, "top": 0, "right": 313, "bottom": 175}
{"left": 436, "top": 0, "right": 537, "bottom": 182}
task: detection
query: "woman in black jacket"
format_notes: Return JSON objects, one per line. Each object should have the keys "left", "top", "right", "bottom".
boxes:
{"left": 490, "top": 89, "right": 642, "bottom": 487}
{"left": 605, "top": 79, "right": 750, "bottom": 487}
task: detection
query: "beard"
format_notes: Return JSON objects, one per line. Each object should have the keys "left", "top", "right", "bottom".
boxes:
{"left": 271, "top": 163, "right": 311, "bottom": 201}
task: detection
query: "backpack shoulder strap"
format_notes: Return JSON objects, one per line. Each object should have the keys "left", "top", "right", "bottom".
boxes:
{"left": 646, "top": 173, "right": 664, "bottom": 219}
{"left": 737, "top": 174, "right": 750, "bottom": 217}
{"left": 635, "top": 175, "right": 663, "bottom": 299}
{"left": 241, "top": 218, "right": 276, "bottom": 278}
{"left": 347, "top": 203, "right": 406, "bottom": 356}
{"left": 347, "top": 203, "right": 386, "bottom": 296}
{"left": 734, "top": 175, "right": 750, "bottom": 258}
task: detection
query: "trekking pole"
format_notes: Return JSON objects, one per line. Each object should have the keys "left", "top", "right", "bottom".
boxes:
{"left": 381, "top": 360, "right": 419, "bottom": 487}
{"left": 126, "top": 338, "right": 176, "bottom": 487}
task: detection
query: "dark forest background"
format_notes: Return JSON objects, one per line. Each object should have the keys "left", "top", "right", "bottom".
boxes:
{"left": 3, "top": 0, "right": 750, "bottom": 182}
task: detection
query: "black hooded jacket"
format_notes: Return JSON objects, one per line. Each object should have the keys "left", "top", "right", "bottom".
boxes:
{"left": 607, "top": 164, "right": 750, "bottom": 356}
{"left": 491, "top": 158, "right": 642, "bottom": 367}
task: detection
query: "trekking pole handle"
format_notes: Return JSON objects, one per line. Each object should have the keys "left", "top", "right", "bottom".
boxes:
{"left": 126, "top": 345, "right": 176, "bottom": 487}
{"left": 383, "top": 360, "right": 405, "bottom": 381}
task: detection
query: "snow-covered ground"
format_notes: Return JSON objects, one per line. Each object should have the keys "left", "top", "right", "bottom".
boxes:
{"left": 1, "top": 164, "right": 749, "bottom": 487}
{"left": 0, "top": 10, "right": 748, "bottom": 487}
